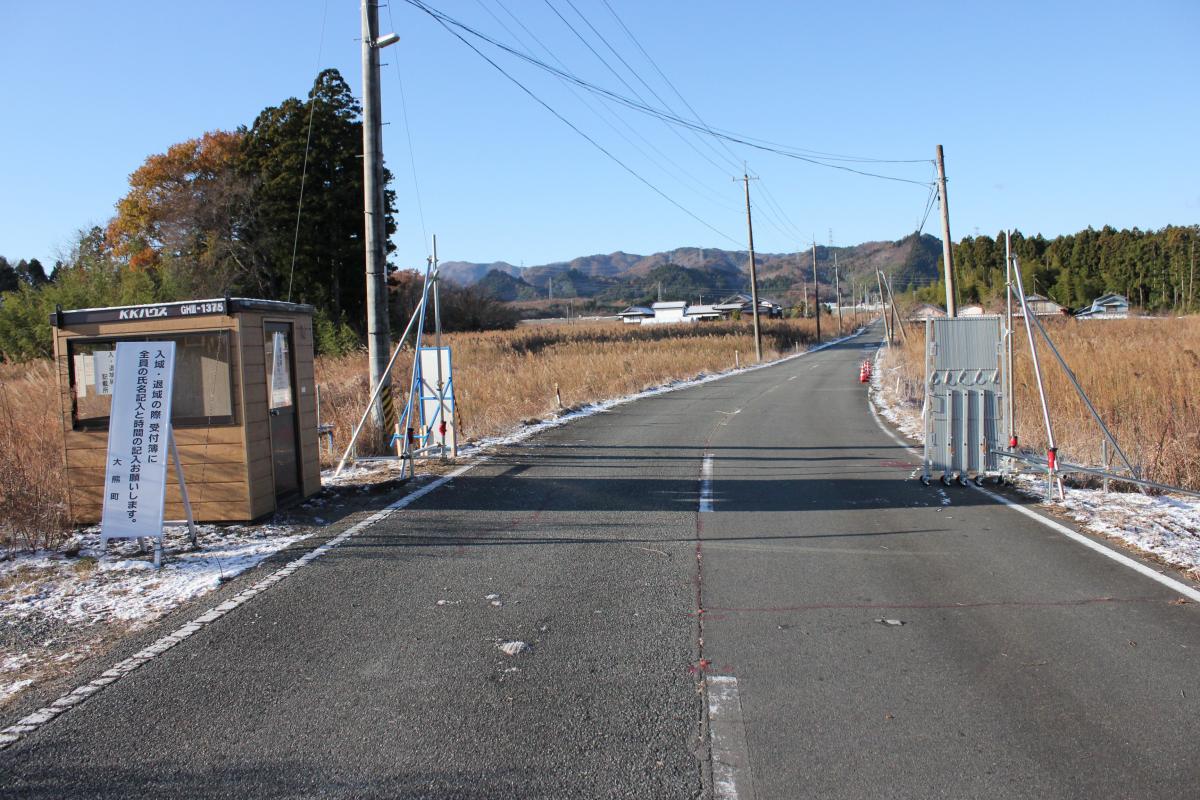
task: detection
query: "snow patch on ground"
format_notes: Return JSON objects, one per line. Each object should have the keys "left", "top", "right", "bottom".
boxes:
{"left": 869, "top": 344, "right": 1200, "bottom": 580}
{"left": 465, "top": 330, "right": 866, "bottom": 454}
{"left": 2, "top": 332, "right": 863, "bottom": 709}
{"left": 0, "top": 523, "right": 308, "bottom": 707}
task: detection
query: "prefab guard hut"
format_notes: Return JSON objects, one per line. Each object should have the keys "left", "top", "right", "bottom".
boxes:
{"left": 52, "top": 298, "right": 321, "bottom": 523}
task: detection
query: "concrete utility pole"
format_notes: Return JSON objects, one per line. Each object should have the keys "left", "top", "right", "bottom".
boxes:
{"left": 833, "top": 251, "right": 843, "bottom": 335}
{"left": 876, "top": 269, "right": 890, "bottom": 344}
{"left": 812, "top": 241, "right": 821, "bottom": 344}
{"left": 361, "top": 0, "right": 400, "bottom": 432}
{"left": 739, "top": 172, "right": 764, "bottom": 361}
{"left": 935, "top": 144, "right": 957, "bottom": 317}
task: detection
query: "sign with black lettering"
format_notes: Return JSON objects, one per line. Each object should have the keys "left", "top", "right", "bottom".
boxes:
{"left": 100, "top": 342, "right": 177, "bottom": 544}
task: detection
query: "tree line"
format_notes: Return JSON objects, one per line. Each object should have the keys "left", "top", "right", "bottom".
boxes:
{"left": 910, "top": 225, "right": 1199, "bottom": 311}
{"left": 0, "top": 68, "right": 514, "bottom": 362}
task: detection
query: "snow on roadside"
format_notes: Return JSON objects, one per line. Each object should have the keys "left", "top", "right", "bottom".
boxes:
{"left": 869, "top": 343, "right": 1200, "bottom": 581}
{"left": 3, "top": 331, "right": 863, "bottom": 708}
{"left": 465, "top": 330, "right": 867, "bottom": 453}
{"left": 1, "top": 523, "right": 308, "bottom": 707}
{"left": 320, "top": 330, "right": 866, "bottom": 486}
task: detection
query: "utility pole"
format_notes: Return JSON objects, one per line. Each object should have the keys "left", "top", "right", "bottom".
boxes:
{"left": 888, "top": 270, "right": 898, "bottom": 340}
{"left": 811, "top": 240, "right": 821, "bottom": 344}
{"left": 876, "top": 269, "right": 890, "bottom": 344}
{"left": 361, "top": 0, "right": 400, "bottom": 433}
{"left": 657, "top": 281, "right": 662, "bottom": 303}
{"left": 935, "top": 144, "right": 957, "bottom": 317}
{"left": 738, "top": 171, "right": 763, "bottom": 361}
{"left": 833, "top": 251, "right": 843, "bottom": 335}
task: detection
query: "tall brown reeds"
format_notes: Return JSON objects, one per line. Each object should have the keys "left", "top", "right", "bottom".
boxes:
{"left": 316, "top": 317, "right": 832, "bottom": 464}
{"left": 0, "top": 360, "right": 69, "bottom": 552}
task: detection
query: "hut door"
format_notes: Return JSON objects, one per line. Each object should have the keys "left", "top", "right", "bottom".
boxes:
{"left": 265, "top": 322, "right": 300, "bottom": 499}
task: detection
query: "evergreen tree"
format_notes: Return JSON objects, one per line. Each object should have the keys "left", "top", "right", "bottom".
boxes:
{"left": 239, "top": 68, "right": 395, "bottom": 330}
{"left": 0, "top": 257, "right": 18, "bottom": 293}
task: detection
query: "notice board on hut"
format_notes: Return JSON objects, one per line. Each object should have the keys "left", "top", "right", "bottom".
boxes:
{"left": 52, "top": 298, "right": 321, "bottom": 523}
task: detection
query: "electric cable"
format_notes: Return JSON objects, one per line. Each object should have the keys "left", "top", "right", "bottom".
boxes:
{"left": 416, "top": 5, "right": 741, "bottom": 246}
{"left": 286, "top": 0, "right": 330, "bottom": 302}
{"left": 401, "top": 0, "right": 934, "bottom": 186}
{"left": 385, "top": 1, "right": 432, "bottom": 259}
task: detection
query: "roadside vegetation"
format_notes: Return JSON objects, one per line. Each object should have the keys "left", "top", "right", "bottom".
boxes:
{"left": 2, "top": 317, "right": 839, "bottom": 554}
{"left": 878, "top": 315, "right": 1200, "bottom": 491}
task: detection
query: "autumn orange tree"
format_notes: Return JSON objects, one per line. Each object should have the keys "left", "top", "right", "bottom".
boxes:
{"left": 106, "top": 129, "right": 258, "bottom": 297}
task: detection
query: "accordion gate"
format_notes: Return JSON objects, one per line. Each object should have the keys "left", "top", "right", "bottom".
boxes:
{"left": 922, "top": 316, "right": 1008, "bottom": 485}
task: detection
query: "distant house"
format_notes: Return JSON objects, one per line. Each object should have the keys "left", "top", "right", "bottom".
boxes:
{"left": 684, "top": 303, "right": 723, "bottom": 321}
{"left": 713, "top": 292, "right": 783, "bottom": 319}
{"left": 1075, "top": 293, "right": 1130, "bottom": 319}
{"left": 1024, "top": 293, "right": 1067, "bottom": 317}
{"left": 959, "top": 304, "right": 985, "bottom": 317}
{"left": 616, "top": 305, "right": 653, "bottom": 324}
{"left": 907, "top": 303, "right": 946, "bottom": 321}
{"left": 644, "top": 301, "right": 694, "bottom": 325}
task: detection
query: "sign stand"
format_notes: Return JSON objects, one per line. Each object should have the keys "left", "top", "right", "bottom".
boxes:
{"left": 99, "top": 342, "right": 194, "bottom": 568}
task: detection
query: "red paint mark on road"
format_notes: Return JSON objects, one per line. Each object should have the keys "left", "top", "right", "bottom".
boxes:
{"left": 704, "top": 596, "right": 1162, "bottom": 614}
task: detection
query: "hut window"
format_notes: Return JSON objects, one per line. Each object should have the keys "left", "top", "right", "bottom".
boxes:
{"left": 68, "top": 331, "right": 236, "bottom": 429}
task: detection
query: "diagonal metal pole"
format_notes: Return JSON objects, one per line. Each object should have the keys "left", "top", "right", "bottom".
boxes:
{"left": 1024, "top": 296, "right": 1140, "bottom": 481}
{"left": 1012, "top": 255, "right": 1062, "bottom": 500}
{"left": 333, "top": 275, "right": 431, "bottom": 477}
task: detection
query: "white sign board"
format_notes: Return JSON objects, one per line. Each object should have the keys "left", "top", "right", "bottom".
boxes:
{"left": 94, "top": 350, "right": 115, "bottom": 396}
{"left": 418, "top": 346, "right": 455, "bottom": 450}
{"left": 100, "top": 342, "right": 177, "bottom": 543}
{"left": 269, "top": 331, "right": 292, "bottom": 407}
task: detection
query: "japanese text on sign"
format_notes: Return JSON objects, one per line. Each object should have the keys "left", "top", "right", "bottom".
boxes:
{"left": 100, "top": 342, "right": 177, "bottom": 544}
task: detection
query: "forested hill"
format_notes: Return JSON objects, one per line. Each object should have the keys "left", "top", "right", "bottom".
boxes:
{"left": 443, "top": 233, "right": 943, "bottom": 305}
{"left": 924, "top": 225, "right": 1198, "bottom": 311}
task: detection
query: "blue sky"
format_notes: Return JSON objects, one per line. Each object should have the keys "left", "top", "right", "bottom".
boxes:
{"left": 1, "top": 0, "right": 1197, "bottom": 271}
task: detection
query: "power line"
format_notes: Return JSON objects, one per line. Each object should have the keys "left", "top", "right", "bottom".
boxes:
{"left": 286, "top": 0, "right": 330, "bottom": 302}
{"left": 558, "top": 0, "right": 740, "bottom": 174}
{"left": 414, "top": 3, "right": 741, "bottom": 246}
{"left": 385, "top": 0, "right": 431, "bottom": 258}
{"left": 598, "top": 0, "right": 919, "bottom": 167}
{"left": 401, "top": 0, "right": 934, "bottom": 186}
{"left": 478, "top": 0, "right": 739, "bottom": 212}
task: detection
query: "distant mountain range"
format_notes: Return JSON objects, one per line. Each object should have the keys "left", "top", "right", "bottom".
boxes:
{"left": 440, "top": 233, "right": 942, "bottom": 308}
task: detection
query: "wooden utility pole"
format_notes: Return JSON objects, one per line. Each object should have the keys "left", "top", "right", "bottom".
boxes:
{"left": 935, "top": 144, "right": 957, "bottom": 317}
{"left": 362, "top": 0, "right": 399, "bottom": 432}
{"left": 739, "top": 172, "right": 763, "bottom": 361}
{"left": 833, "top": 251, "right": 843, "bottom": 335}
{"left": 811, "top": 241, "right": 821, "bottom": 343}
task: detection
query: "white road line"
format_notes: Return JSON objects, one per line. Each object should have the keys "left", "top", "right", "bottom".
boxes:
{"left": 0, "top": 331, "right": 872, "bottom": 751}
{"left": 0, "top": 461, "right": 478, "bottom": 751}
{"left": 975, "top": 486, "right": 1200, "bottom": 603}
{"left": 707, "top": 675, "right": 756, "bottom": 800}
{"left": 700, "top": 455, "right": 715, "bottom": 513}
{"left": 865, "top": 382, "right": 1200, "bottom": 603}
{"left": 787, "top": 376, "right": 798, "bottom": 381}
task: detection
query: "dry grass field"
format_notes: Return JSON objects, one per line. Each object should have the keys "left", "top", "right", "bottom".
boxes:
{"left": 4, "top": 313, "right": 1195, "bottom": 553}
{"left": 316, "top": 317, "right": 836, "bottom": 461}
{"left": 880, "top": 315, "right": 1200, "bottom": 491}
{"left": 2, "top": 317, "right": 842, "bottom": 552}
{"left": 0, "top": 360, "right": 69, "bottom": 553}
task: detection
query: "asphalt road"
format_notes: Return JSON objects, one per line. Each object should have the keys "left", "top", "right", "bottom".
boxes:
{"left": 4, "top": 323, "right": 1200, "bottom": 798}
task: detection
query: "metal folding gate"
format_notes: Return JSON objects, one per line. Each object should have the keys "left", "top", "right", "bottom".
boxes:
{"left": 922, "top": 316, "right": 1008, "bottom": 484}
